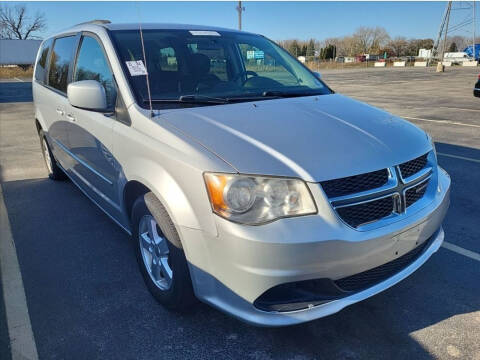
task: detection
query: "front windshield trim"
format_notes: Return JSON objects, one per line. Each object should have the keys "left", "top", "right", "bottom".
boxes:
{"left": 108, "top": 28, "right": 334, "bottom": 110}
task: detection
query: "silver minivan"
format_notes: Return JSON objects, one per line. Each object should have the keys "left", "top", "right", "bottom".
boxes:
{"left": 33, "top": 21, "right": 450, "bottom": 326}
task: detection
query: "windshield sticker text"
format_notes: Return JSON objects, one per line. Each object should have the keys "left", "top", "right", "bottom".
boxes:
{"left": 126, "top": 60, "right": 148, "bottom": 76}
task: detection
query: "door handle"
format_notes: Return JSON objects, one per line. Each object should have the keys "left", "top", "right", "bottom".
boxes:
{"left": 66, "top": 114, "right": 76, "bottom": 122}
{"left": 56, "top": 107, "right": 64, "bottom": 116}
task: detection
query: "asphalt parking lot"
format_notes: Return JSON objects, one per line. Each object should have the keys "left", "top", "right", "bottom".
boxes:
{"left": 0, "top": 66, "right": 479, "bottom": 360}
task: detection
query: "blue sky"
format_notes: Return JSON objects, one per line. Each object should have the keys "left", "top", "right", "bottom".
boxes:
{"left": 12, "top": 1, "right": 454, "bottom": 40}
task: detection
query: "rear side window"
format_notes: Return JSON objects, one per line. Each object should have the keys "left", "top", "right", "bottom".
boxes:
{"left": 34, "top": 38, "right": 53, "bottom": 84}
{"left": 73, "top": 35, "right": 116, "bottom": 108}
{"left": 48, "top": 36, "right": 77, "bottom": 93}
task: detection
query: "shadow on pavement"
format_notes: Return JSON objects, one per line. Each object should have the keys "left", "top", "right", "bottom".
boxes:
{"left": 0, "top": 266, "right": 12, "bottom": 360}
{"left": 0, "top": 142, "right": 479, "bottom": 359}
{"left": 0, "top": 82, "right": 32, "bottom": 103}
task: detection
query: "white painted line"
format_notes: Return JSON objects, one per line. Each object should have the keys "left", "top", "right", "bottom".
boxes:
{"left": 442, "top": 241, "right": 480, "bottom": 262}
{"left": 0, "top": 185, "right": 39, "bottom": 360}
{"left": 13, "top": 77, "right": 23, "bottom": 82}
{"left": 439, "top": 106, "right": 480, "bottom": 113}
{"left": 437, "top": 152, "right": 480, "bottom": 164}
{"left": 403, "top": 116, "right": 480, "bottom": 129}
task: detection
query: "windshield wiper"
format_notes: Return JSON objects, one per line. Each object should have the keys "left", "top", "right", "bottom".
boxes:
{"left": 261, "top": 90, "right": 322, "bottom": 98}
{"left": 144, "top": 94, "right": 229, "bottom": 105}
{"left": 224, "top": 91, "right": 323, "bottom": 103}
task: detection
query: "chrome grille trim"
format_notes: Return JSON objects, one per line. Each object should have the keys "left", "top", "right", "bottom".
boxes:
{"left": 329, "top": 168, "right": 397, "bottom": 206}
{"left": 322, "top": 152, "right": 433, "bottom": 229}
{"left": 399, "top": 165, "right": 432, "bottom": 184}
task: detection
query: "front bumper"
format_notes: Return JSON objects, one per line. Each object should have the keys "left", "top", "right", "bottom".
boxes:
{"left": 180, "top": 167, "right": 450, "bottom": 326}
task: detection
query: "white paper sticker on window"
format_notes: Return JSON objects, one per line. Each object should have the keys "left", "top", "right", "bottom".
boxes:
{"left": 126, "top": 60, "right": 148, "bottom": 76}
{"left": 189, "top": 30, "right": 221, "bottom": 36}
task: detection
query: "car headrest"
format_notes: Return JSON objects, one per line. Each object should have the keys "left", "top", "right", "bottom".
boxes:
{"left": 190, "top": 53, "right": 211, "bottom": 76}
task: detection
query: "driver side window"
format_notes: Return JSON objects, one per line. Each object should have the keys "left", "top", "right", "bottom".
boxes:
{"left": 74, "top": 35, "right": 117, "bottom": 109}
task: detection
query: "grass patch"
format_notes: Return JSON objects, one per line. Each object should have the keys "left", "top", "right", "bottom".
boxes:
{"left": 0, "top": 66, "right": 33, "bottom": 79}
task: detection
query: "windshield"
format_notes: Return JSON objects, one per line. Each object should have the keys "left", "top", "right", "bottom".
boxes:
{"left": 110, "top": 29, "right": 332, "bottom": 108}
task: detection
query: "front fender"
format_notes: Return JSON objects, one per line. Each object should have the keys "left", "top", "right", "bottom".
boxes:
{"left": 123, "top": 157, "right": 218, "bottom": 237}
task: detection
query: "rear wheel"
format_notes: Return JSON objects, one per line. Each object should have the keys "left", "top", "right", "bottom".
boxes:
{"left": 39, "top": 130, "right": 66, "bottom": 180}
{"left": 132, "top": 194, "right": 196, "bottom": 310}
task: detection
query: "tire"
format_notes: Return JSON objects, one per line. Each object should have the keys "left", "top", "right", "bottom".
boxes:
{"left": 132, "top": 193, "right": 196, "bottom": 310}
{"left": 39, "top": 129, "right": 66, "bottom": 180}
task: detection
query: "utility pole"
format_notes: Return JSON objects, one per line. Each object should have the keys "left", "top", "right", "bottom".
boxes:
{"left": 474, "top": 0, "right": 476, "bottom": 60}
{"left": 441, "top": 2, "right": 452, "bottom": 62}
{"left": 236, "top": 1, "right": 245, "bottom": 31}
{"left": 430, "top": 1, "right": 452, "bottom": 64}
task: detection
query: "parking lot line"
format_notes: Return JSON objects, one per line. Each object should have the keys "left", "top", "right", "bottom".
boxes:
{"left": 403, "top": 116, "right": 480, "bottom": 129}
{"left": 439, "top": 106, "right": 480, "bottom": 113}
{"left": 437, "top": 152, "right": 480, "bottom": 164}
{"left": 12, "top": 78, "right": 23, "bottom": 83}
{"left": 442, "top": 241, "right": 480, "bottom": 262}
{"left": 0, "top": 185, "right": 39, "bottom": 360}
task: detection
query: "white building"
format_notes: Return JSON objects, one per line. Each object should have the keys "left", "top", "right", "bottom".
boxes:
{"left": 417, "top": 48, "right": 432, "bottom": 59}
{"left": 0, "top": 39, "right": 42, "bottom": 65}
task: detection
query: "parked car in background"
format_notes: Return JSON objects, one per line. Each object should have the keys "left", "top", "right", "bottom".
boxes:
{"left": 355, "top": 55, "right": 366, "bottom": 62}
{"left": 33, "top": 21, "right": 450, "bottom": 326}
{"left": 474, "top": 74, "right": 480, "bottom": 97}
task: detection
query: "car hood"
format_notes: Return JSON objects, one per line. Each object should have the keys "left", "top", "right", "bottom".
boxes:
{"left": 161, "top": 94, "right": 431, "bottom": 182}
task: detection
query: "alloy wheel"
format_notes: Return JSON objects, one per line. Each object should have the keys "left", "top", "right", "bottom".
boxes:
{"left": 138, "top": 215, "right": 173, "bottom": 290}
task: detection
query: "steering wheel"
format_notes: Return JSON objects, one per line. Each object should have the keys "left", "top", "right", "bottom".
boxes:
{"left": 232, "top": 70, "right": 258, "bottom": 84}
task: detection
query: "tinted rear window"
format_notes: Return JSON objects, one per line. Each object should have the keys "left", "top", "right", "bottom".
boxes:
{"left": 34, "top": 39, "right": 53, "bottom": 84}
{"left": 48, "top": 36, "right": 77, "bottom": 93}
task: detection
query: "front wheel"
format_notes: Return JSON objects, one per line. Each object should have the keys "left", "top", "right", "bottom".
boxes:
{"left": 131, "top": 193, "right": 196, "bottom": 310}
{"left": 39, "top": 130, "right": 66, "bottom": 180}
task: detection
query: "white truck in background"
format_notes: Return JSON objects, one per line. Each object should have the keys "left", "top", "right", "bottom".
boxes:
{"left": 444, "top": 52, "right": 472, "bottom": 64}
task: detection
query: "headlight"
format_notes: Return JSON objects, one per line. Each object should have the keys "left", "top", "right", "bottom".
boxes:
{"left": 427, "top": 133, "right": 437, "bottom": 161}
{"left": 204, "top": 173, "right": 317, "bottom": 225}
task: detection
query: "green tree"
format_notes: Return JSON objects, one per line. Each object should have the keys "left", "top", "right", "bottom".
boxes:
{"left": 300, "top": 44, "right": 307, "bottom": 57}
{"left": 448, "top": 42, "right": 458, "bottom": 52}
{"left": 321, "top": 44, "right": 336, "bottom": 59}
{"left": 306, "top": 39, "right": 315, "bottom": 59}
{"left": 288, "top": 40, "right": 300, "bottom": 57}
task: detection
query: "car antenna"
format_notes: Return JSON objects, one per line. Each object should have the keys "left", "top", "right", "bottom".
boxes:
{"left": 136, "top": 3, "right": 155, "bottom": 117}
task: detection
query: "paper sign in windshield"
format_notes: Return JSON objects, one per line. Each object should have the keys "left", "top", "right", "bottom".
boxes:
{"left": 126, "top": 60, "right": 148, "bottom": 76}
{"left": 246, "top": 50, "right": 264, "bottom": 60}
{"left": 189, "top": 30, "right": 221, "bottom": 36}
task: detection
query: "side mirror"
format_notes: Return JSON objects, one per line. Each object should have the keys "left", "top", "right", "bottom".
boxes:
{"left": 313, "top": 71, "right": 322, "bottom": 79}
{"left": 67, "top": 80, "right": 107, "bottom": 111}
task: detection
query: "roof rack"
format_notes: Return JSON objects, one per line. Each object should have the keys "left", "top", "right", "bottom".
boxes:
{"left": 74, "top": 20, "right": 111, "bottom": 26}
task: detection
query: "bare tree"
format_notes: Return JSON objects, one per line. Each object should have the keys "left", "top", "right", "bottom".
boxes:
{"left": 0, "top": 4, "right": 46, "bottom": 40}
{"left": 406, "top": 38, "right": 434, "bottom": 56}
{"left": 386, "top": 37, "right": 409, "bottom": 57}
{"left": 352, "top": 26, "right": 390, "bottom": 54}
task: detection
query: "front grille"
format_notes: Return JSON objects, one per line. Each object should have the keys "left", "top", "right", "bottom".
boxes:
{"left": 335, "top": 235, "right": 433, "bottom": 292}
{"left": 322, "top": 153, "right": 432, "bottom": 229}
{"left": 336, "top": 196, "right": 394, "bottom": 228}
{"left": 399, "top": 153, "right": 428, "bottom": 179}
{"left": 405, "top": 180, "right": 429, "bottom": 207}
{"left": 320, "top": 169, "right": 389, "bottom": 198}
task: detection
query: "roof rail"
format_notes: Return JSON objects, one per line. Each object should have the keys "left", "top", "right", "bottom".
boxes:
{"left": 74, "top": 19, "right": 111, "bottom": 26}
